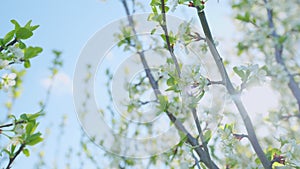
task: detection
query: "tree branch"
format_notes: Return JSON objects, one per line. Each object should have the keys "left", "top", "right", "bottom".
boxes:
{"left": 5, "top": 143, "right": 26, "bottom": 169}
{"left": 0, "top": 38, "right": 18, "bottom": 52}
{"left": 160, "top": 0, "right": 181, "bottom": 77}
{"left": 192, "top": 107, "right": 213, "bottom": 168}
{"left": 192, "top": 151, "right": 202, "bottom": 169}
{"left": 196, "top": 8, "right": 271, "bottom": 169}
{"left": 120, "top": 1, "right": 218, "bottom": 168}
{"left": 263, "top": 0, "right": 300, "bottom": 115}
{"left": 0, "top": 120, "right": 26, "bottom": 129}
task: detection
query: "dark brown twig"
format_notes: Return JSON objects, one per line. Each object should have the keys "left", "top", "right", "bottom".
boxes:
{"left": 5, "top": 143, "right": 26, "bottom": 169}
{"left": 0, "top": 38, "right": 18, "bottom": 52}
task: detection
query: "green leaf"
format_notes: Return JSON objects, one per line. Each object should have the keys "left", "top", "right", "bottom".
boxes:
{"left": 20, "top": 114, "right": 29, "bottom": 121}
{"left": 27, "top": 112, "right": 44, "bottom": 121}
{"left": 26, "top": 133, "right": 43, "bottom": 146}
{"left": 266, "top": 147, "right": 282, "bottom": 161}
{"left": 150, "top": 0, "right": 161, "bottom": 6}
{"left": 24, "top": 20, "right": 32, "bottom": 29}
{"left": 11, "top": 20, "right": 21, "bottom": 31}
{"left": 236, "top": 12, "right": 251, "bottom": 22}
{"left": 224, "top": 123, "right": 234, "bottom": 133}
{"left": 167, "top": 76, "right": 175, "bottom": 86}
{"left": 150, "top": 28, "right": 156, "bottom": 35}
{"left": 2, "top": 149, "right": 12, "bottom": 157}
{"left": 203, "top": 130, "right": 212, "bottom": 144}
{"left": 127, "top": 104, "right": 134, "bottom": 113}
{"left": 166, "top": 58, "right": 174, "bottom": 64}
{"left": 24, "top": 46, "right": 43, "bottom": 59}
{"left": 193, "top": 0, "right": 201, "bottom": 6}
{"left": 164, "top": 6, "right": 170, "bottom": 12}
{"left": 10, "top": 144, "right": 16, "bottom": 157}
{"left": 0, "top": 38, "right": 4, "bottom": 46}
{"left": 157, "top": 95, "right": 169, "bottom": 111}
{"left": 24, "top": 60, "right": 31, "bottom": 68}
{"left": 18, "top": 41, "right": 26, "bottom": 49}
{"left": 52, "top": 50, "right": 62, "bottom": 56}
{"left": 16, "top": 28, "right": 33, "bottom": 40}
{"left": 117, "top": 39, "right": 125, "bottom": 47}
{"left": 3, "top": 30, "right": 15, "bottom": 44}
{"left": 178, "top": 0, "right": 190, "bottom": 4}
{"left": 165, "top": 86, "right": 180, "bottom": 92}
{"left": 29, "top": 25, "right": 39, "bottom": 32}
{"left": 125, "top": 159, "right": 135, "bottom": 166}
{"left": 168, "top": 32, "right": 177, "bottom": 44}
{"left": 26, "top": 121, "right": 38, "bottom": 135}
{"left": 233, "top": 66, "right": 245, "bottom": 80}
{"left": 8, "top": 114, "right": 17, "bottom": 121}
{"left": 160, "top": 34, "right": 167, "bottom": 42}
{"left": 147, "top": 13, "right": 155, "bottom": 21}
{"left": 278, "top": 35, "right": 287, "bottom": 44}
{"left": 237, "top": 42, "right": 248, "bottom": 55}
{"left": 22, "top": 149, "right": 30, "bottom": 157}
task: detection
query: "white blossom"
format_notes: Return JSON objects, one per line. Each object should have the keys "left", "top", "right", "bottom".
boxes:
{"left": 1, "top": 73, "right": 17, "bottom": 90}
{"left": 14, "top": 124, "right": 25, "bottom": 135}
{"left": 8, "top": 46, "right": 24, "bottom": 63}
{"left": 0, "top": 59, "right": 10, "bottom": 69}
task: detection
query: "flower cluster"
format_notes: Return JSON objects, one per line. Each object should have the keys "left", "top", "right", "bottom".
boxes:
{"left": 0, "top": 72, "right": 17, "bottom": 91}
{"left": 8, "top": 46, "right": 24, "bottom": 63}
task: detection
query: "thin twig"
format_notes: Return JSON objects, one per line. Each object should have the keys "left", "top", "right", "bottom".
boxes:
{"left": 0, "top": 38, "right": 18, "bottom": 52}
{"left": 5, "top": 143, "right": 26, "bottom": 169}
{"left": 192, "top": 151, "right": 202, "bottom": 169}
{"left": 0, "top": 120, "right": 26, "bottom": 129}
{"left": 192, "top": 108, "right": 213, "bottom": 168}
{"left": 207, "top": 79, "right": 224, "bottom": 86}
{"left": 160, "top": 0, "right": 181, "bottom": 77}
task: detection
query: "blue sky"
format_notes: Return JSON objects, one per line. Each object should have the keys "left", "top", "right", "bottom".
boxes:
{"left": 0, "top": 0, "right": 242, "bottom": 168}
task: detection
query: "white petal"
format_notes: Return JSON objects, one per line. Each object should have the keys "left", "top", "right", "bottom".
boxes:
{"left": 8, "top": 73, "right": 17, "bottom": 79}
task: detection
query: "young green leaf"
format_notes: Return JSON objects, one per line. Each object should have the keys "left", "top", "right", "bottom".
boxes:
{"left": 203, "top": 130, "right": 212, "bottom": 144}
{"left": 29, "top": 25, "right": 39, "bottom": 32}
{"left": 24, "top": 20, "right": 32, "bottom": 29}
{"left": 27, "top": 112, "right": 44, "bottom": 121}
{"left": 0, "top": 38, "right": 4, "bottom": 46}
{"left": 236, "top": 12, "right": 251, "bottom": 22}
{"left": 233, "top": 66, "right": 245, "bottom": 80}
{"left": 11, "top": 20, "right": 21, "bottom": 31}
{"left": 22, "top": 148, "right": 30, "bottom": 157}
{"left": 26, "top": 133, "right": 43, "bottom": 146}
{"left": 150, "top": 28, "right": 156, "bottom": 35}
{"left": 24, "top": 46, "right": 43, "bottom": 59}
{"left": 24, "top": 60, "right": 31, "bottom": 68}
{"left": 18, "top": 41, "right": 26, "bottom": 49}
{"left": 16, "top": 28, "right": 33, "bottom": 40}
{"left": 20, "top": 113, "right": 29, "bottom": 121}
{"left": 3, "top": 30, "right": 15, "bottom": 44}
{"left": 25, "top": 121, "right": 38, "bottom": 135}
{"left": 157, "top": 95, "right": 169, "bottom": 111}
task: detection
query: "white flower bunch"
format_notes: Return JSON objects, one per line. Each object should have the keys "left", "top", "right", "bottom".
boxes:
{"left": 0, "top": 59, "right": 10, "bottom": 69}
{"left": 8, "top": 46, "right": 24, "bottom": 63}
{"left": 0, "top": 73, "right": 17, "bottom": 91}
